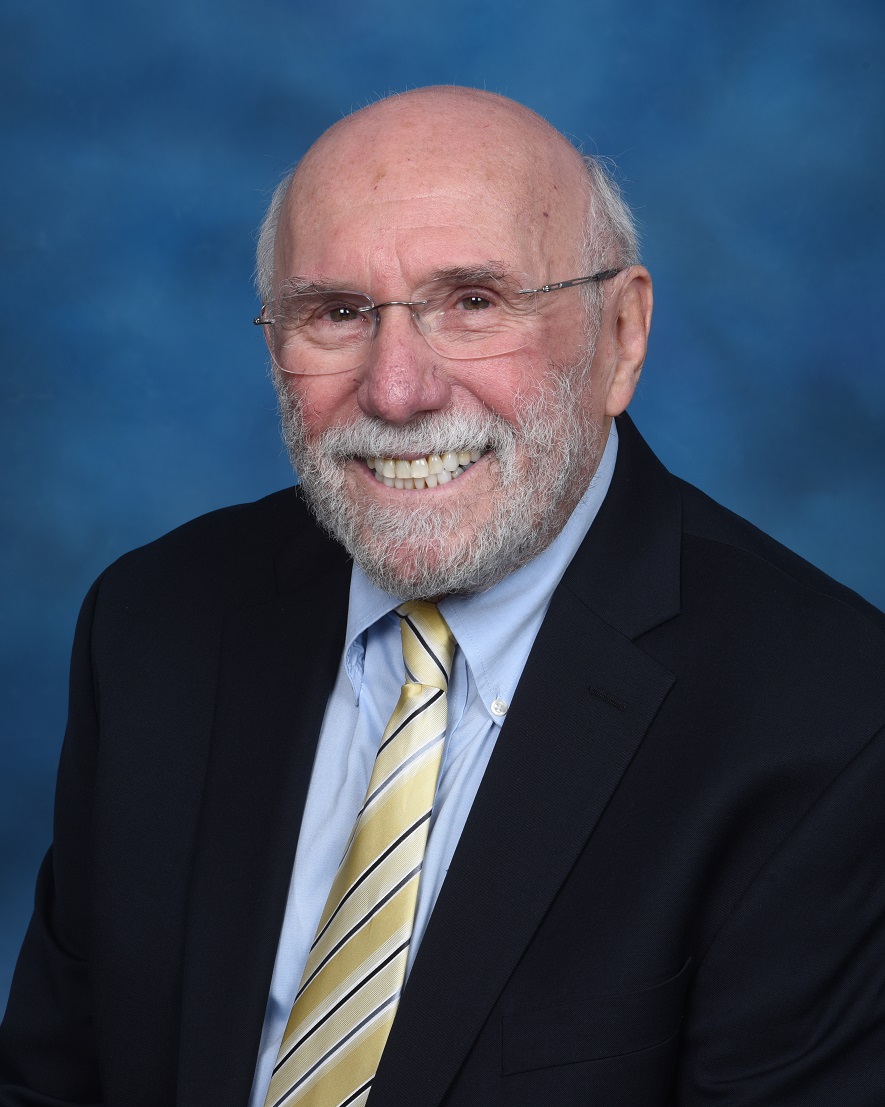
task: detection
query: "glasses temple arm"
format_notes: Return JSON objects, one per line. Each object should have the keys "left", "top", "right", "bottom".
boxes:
{"left": 518, "top": 268, "right": 624, "bottom": 296}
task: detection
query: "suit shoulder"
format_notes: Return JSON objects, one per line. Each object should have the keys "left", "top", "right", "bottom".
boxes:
{"left": 676, "top": 476, "right": 885, "bottom": 636}
{"left": 94, "top": 487, "right": 347, "bottom": 610}
{"left": 660, "top": 477, "right": 885, "bottom": 760}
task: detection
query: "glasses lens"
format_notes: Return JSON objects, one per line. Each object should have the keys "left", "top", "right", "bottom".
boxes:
{"left": 270, "top": 290, "right": 375, "bottom": 374}
{"left": 261, "top": 278, "right": 543, "bottom": 373}
{"left": 416, "top": 278, "right": 534, "bottom": 360}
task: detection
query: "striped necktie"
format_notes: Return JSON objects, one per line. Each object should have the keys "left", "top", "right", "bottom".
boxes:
{"left": 264, "top": 600, "right": 456, "bottom": 1107}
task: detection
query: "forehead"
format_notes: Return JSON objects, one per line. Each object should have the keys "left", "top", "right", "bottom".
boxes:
{"left": 276, "top": 107, "right": 587, "bottom": 290}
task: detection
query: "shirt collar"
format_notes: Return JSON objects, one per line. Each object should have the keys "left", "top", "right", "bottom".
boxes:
{"left": 342, "top": 421, "right": 619, "bottom": 713}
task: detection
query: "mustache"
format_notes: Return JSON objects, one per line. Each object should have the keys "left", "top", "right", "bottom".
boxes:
{"left": 312, "top": 409, "right": 516, "bottom": 459}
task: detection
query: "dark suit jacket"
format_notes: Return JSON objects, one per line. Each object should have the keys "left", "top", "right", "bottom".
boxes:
{"left": 3, "top": 415, "right": 885, "bottom": 1106}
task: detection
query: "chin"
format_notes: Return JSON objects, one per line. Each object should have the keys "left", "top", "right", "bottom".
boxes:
{"left": 324, "top": 487, "right": 561, "bottom": 599}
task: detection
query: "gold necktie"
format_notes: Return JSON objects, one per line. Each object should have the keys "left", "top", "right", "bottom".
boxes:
{"left": 264, "top": 601, "right": 456, "bottom": 1107}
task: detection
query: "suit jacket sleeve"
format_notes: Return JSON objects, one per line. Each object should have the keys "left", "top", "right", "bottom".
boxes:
{"left": 0, "top": 578, "right": 104, "bottom": 1104}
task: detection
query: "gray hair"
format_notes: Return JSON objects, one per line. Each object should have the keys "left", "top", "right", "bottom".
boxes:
{"left": 253, "top": 153, "right": 639, "bottom": 305}
{"left": 255, "top": 172, "right": 293, "bottom": 303}
{"left": 576, "top": 156, "right": 640, "bottom": 331}
{"left": 580, "top": 155, "right": 639, "bottom": 270}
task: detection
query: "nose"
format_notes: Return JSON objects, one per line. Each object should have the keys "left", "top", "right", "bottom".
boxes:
{"left": 356, "top": 306, "right": 452, "bottom": 424}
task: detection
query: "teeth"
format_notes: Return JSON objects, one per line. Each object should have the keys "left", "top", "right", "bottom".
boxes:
{"left": 366, "top": 449, "right": 486, "bottom": 489}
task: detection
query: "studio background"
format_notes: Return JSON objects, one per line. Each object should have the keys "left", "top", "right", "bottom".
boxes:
{"left": 2, "top": 0, "right": 883, "bottom": 1011}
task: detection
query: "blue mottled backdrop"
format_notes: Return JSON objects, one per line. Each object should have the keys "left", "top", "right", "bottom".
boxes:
{"left": 2, "top": 0, "right": 883, "bottom": 1009}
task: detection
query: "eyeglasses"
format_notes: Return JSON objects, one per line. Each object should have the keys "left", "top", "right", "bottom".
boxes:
{"left": 253, "top": 268, "right": 622, "bottom": 375}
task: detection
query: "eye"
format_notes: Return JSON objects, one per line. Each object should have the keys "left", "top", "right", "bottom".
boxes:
{"left": 318, "top": 300, "right": 366, "bottom": 325}
{"left": 456, "top": 293, "right": 493, "bottom": 311}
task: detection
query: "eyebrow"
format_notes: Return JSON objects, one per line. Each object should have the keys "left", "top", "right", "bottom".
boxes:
{"left": 422, "top": 263, "right": 514, "bottom": 287}
{"left": 278, "top": 275, "right": 356, "bottom": 295}
{"left": 278, "top": 263, "right": 518, "bottom": 296}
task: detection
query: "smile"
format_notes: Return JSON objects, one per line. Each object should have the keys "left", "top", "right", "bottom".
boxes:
{"left": 366, "top": 450, "right": 484, "bottom": 489}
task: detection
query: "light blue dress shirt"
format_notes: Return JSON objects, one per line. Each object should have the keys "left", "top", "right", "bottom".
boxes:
{"left": 248, "top": 424, "right": 618, "bottom": 1105}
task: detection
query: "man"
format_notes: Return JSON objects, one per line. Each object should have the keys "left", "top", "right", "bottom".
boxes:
{"left": 1, "top": 86, "right": 884, "bottom": 1106}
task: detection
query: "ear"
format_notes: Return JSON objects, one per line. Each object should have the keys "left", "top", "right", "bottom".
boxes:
{"left": 602, "top": 266, "right": 653, "bottom": 417}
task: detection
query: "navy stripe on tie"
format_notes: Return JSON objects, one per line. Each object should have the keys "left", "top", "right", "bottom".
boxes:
{"left": 275, "top": 939, "right": 411, "bottom": 1067}
{"left": 298, "top": 865, "right": 422, "bottom": 995}
{"left": 338, "top": 1079, "right": 374, "bottom": 1107}
{"left": 361, "top": 732, "right": 444, "bottom": 812}
{"left": 268, "top": 994, "right": 400, "bottom": 1107}
{"left": 375, "top": 687, "right": 444, "bottom": 759}
{"left": 312, "top": 813, "right": 431, "bottom": 950}
{"left": 399, "top": 611, "right": 449, "bottom": 682}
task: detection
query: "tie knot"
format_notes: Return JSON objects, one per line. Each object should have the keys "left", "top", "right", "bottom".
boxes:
{"left": 396, "top": 601, "right": 456, "bottom": 690}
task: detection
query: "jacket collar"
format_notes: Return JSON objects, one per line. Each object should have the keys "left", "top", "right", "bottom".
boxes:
{"left": 561, "top": 412, "right": 682, "bottom": 639}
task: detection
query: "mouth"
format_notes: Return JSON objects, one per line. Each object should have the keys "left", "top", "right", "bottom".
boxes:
{"left": 366, "top": 449, "right": 485, "bottom": 489}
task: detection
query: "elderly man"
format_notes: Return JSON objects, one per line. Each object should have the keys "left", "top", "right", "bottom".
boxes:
{"left": 2, "top": 87, "right": 884, "bottom": 1107}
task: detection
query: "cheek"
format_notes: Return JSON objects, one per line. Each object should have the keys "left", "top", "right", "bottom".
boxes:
{"left": 466, "top": 322, "right": 588, "bottom": 419}
{"left": 456, "top": 356, "right": 542, "bottom": 423}
{"left": 285, "top": 374, "right": 360, "bottom": 436}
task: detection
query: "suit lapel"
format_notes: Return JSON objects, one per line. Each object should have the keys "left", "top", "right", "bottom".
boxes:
{"left": 371, "top": 415, "right": 684, "bottom": 1107}
{"left": 177, "top": 514, "right": 351, "bottom": 1106}
{"left": 372, "top": 597, "right": 676, "bottom": 1107}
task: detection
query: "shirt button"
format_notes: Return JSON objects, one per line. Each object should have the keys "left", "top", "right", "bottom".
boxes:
{"left": 490, "top": 698, "right": 508, "bottom": 717}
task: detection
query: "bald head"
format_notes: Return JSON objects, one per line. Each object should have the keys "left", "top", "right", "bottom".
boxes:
{"left": 295, "top": 87, "right": 586, "bottom": 211}
{"left": 256, "top": 87, "right": 637, "bottom": 301}
{"left": 308, "top": 85, "right": 574, "bottom": 151}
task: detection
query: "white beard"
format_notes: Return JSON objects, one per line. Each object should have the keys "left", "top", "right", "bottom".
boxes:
{"left": 275, "top": 363, "right": 602, "bottom": 599}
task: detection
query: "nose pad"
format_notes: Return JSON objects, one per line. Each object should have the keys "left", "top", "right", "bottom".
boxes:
{"left": 408, "top": 307, "right": 432, "bottom": 340}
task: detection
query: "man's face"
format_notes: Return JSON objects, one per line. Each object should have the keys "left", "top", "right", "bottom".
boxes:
{"left": 270, "top": 101, "right": 632, "bottom": 598}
